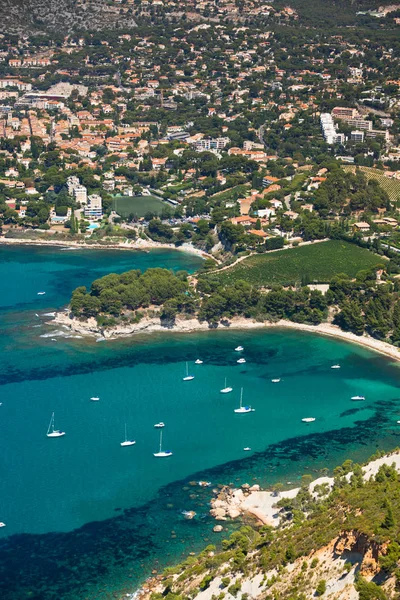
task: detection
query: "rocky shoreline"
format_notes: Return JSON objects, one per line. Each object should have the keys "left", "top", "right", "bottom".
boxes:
{"left": 51, "top": 311, "right": 400, "bottom": 364}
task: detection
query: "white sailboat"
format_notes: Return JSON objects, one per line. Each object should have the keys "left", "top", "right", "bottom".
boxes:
{"left": 120, "top": 423, "right": 136, "bottom": 447}
{"left": 302, "top": 417, "right": 316, "bottom": 423}
{"left": 46, "top": 412, "right": 65, "bottom": 437}
{"left": 235, "top": 346, "right": 244, "bottom": 352}
{"left": 154, "top": 429, "right": 173, "bottom": 457}
{"left": 237, "top": 358, "right": 246, "bottom": 364}
{"left": 195, "top": 359, "right": 203, "bottom": 365}
{"left": 182, "top": 362, "right": 194, "bottom": 381}
{"left": 234, "top": 388, "right": 254, "bottom": 414}
{"left": 351, "top": 395, "right": 365, "bottom": 401}
{"left": 220, "top": 377, "right": 233, "bottom": 394}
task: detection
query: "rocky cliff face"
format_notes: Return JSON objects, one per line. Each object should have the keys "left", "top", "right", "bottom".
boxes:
{"left": 0, "top": 0, "right": 136, "bottom": 34}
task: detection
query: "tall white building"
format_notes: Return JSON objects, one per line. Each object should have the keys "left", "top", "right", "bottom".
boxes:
{"left": 84, "top": 194, "right": 103, "bottom": 219}
{"left": 320, "top": 113, "right": 343, "bottom": 145}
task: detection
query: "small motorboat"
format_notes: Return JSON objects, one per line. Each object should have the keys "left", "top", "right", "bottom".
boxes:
{"left": 0, "top": 522, "right": 5, "bottom": 528}
{"left": 331, "top": 364, "right": 341, "bottom": 369}
{"left": 195, "top": 359, "right": 203, "bottom": 365}
{"left": 237, "top": 358, "right": 246, "bottom": 364}
{"left": 243, "top": 447, "right": 251, "bottom": 451}
{"left": 235, "top": 346, "right": 244, "bottom": 352}
{"left": 302, "top": 417, "right": 316, "bottom": 423}
{"left": 37, "top": 291, "right": 46, "bottom": 296}
{"left": 271, "top": 378, "right": 281, "bottom": 383}
{"left": 90, "top": 397, "right": 100, "bottom": 402}
{"left": 351, "top": 395, "right": 365, "bottom": 401}
{"left": 397, "top": 421, "right": 400, "bottom": 424}
{"left": 154, "top": 422, "right": 165, "bottom": 428}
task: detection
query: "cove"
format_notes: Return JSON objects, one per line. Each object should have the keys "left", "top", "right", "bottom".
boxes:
{"left": 1, "top": 245, "right": 400, "bottom": 600}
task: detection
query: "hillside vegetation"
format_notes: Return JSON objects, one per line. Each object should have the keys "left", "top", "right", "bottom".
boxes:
{"left": 146, "top": 455, "right": 400, "bottom": 600}
{"left": 0, "top": 0, "right": 136, "bottom": 34}
{"left": 208, "top": 241, "right": 383, "bottom": 287}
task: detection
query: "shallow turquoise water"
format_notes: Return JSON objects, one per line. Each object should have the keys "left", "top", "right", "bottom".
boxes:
{"left": 1, "top": 245, "right": 400, "bottom": 600}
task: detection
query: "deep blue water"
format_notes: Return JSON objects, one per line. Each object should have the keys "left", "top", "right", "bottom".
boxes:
{"left": 1, "top": 245, "right": 400, "bottom": 600}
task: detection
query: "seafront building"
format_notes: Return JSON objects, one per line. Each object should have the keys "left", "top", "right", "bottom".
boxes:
{"left": 84, "top": 194, "right": 103, "bottom": 219}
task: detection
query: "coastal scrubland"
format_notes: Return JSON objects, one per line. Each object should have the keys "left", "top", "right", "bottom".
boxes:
{"left": 144, "top": 454, "right": 400, "bottom": 600}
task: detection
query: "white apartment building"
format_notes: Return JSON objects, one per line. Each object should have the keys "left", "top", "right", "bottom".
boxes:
{"left": 320, "top": 113, "right": 344, "bottom": 145}
{"left": 74, "top": 185, "right": 88, "bottom": 205}
{"left": 84, "top": 194, "right": 103, "bottom": 219}
{"left": 194, "top": 137, "right": 230, "bottom": 151}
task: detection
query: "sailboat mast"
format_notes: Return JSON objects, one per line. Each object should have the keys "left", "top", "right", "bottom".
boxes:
{"left": 240, "top": 388, "right": 243, "bottom": 408}
{"left": 159, "top": 430, "right": 163, "bottom": 452}
{"left": 124, "top": 423, "right": 127, "bottom": 442}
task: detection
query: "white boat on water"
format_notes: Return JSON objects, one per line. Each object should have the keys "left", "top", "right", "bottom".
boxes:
{"left": 331, "top": 364, "right": 341, "bottom": 369}
{"left": 220, "top": 377, "right": 233, "bottom": 394}
{"left": 154, "top": 422, "right": 165, "bottom": 428}
{"left": 183, "top": 362, "right": 194, "bottom": 381}
{"left": 195, "top": 359, "right": 203, "bottom": 365}
{"left": 234, "top": 388, "right": 254, "bottom": 414}
{"left": 154, "top": 429, "right": 173, "bottom": 457}
{"left": 120, "top": 423, "right": 136, "bottom": 447}
{"left": 198, "top": 481, "right": 211, "bottom": 487}
{"left": 302, "top": 417, "right": 316, "bottom": 423}
{"left": 46, "top": 412, "right": 65, "bottom": 437}
{"left": 243, "top": 447, "right": 251, "bottom": 451}
{"left": 0, "top": 522, "right": 5, "bottom": 528}
{"left": 235, "top": 346, "right": 244, "bottom": 352}
{"left": 237, "top": 358, "right": 246, "bottom": 364}
{"left": 271, "top": 378, "right": 281, "bottom": 383}
{"left": 90, "top": 397, "right": 100, "bottom": 402}
{"left": 351, "top": 395, "right": 365, "bottom": 401}
{"left": 37, "top": 291, "right": 46, "bottom": 296}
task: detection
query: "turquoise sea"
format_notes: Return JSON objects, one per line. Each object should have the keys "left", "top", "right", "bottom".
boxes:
{"left": 1, "top": 244, "right": 400, "bottom": 600}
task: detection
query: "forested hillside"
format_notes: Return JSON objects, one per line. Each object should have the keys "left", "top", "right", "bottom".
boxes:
{"left": 0, "top": 0, "right": 136, "bottom": 34}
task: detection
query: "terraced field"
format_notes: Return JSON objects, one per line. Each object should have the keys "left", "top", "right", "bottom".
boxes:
{"left": 343, "top": 166, "right": 400, "bottom": 203}
{"left": 208, "top": 241, "right": 384, "bottom": 287}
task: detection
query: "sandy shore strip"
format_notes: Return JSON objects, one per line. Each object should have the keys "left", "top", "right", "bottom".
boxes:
{"left": 51, "top": 312, "right": 400, "bottom": 364}
{"left": 0, "top": 235, "right": 213, "bottom": 261}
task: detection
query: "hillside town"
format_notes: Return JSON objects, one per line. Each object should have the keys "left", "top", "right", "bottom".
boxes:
{"left": 0, "top": 5, "right": 399, "bottom": 259}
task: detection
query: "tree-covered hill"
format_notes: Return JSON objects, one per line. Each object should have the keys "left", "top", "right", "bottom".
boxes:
{"left": 0, "top": 0, "right": 136, "bottom": 34}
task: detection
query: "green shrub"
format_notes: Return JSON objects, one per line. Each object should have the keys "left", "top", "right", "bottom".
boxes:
{"left": 316, "top": 580, "right": 326, "bottom": 596}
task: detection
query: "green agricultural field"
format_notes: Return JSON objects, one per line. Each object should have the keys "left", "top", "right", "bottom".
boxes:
{"left": 343, "top": 166, "right": 400, "bottom": 203}
{"left": 210, "top": 241, "right": 384, "bottom": 287}
{"left": 112, "top": 195, "right": 169, "bottom": 217}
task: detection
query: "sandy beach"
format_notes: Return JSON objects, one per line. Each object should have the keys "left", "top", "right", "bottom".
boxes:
{"left": 51, "top": 311, "right": 400, "bottom": 364}
{"left": 0, "top": 235, "right": 213, "bottom": 260}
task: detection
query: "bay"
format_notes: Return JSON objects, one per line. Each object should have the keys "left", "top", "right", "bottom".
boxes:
{"left": 1, "top": 244, "right": 400, "bottom": 600}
